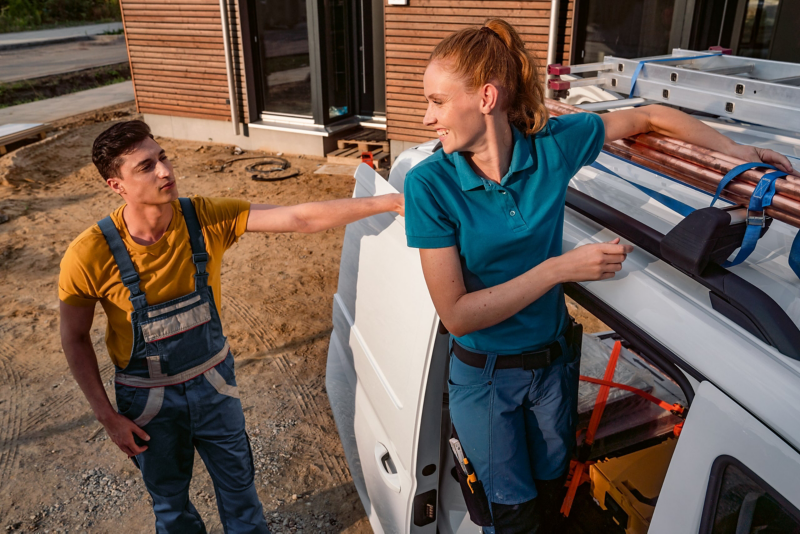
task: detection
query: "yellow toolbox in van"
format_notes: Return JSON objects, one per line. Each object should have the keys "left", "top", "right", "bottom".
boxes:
{"left": 590, "top": 439, "right": 678, "bottom": 533}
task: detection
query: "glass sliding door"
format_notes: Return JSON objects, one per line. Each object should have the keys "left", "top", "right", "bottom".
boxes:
{"left": 253, "top": 0, "right": 313, "bottom": 116}
{"left": 321, "top": 0, "right": 354, "bottom": 121}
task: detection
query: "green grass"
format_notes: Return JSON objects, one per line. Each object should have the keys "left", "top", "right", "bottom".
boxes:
{"left": 0, "top": 17, "right": 120, "bottom": 33}
{"left": 0, "top": 62, "right": 130, "bottom": 108}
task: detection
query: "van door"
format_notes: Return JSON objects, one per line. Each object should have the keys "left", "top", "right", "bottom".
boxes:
{"left": 649, "top": 380, "right": 800, "bottom": 533}
{"left": 327, "top": 164, "right": 440, "bottom": 533}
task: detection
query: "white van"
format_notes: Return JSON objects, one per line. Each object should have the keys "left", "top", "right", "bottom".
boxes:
{"left": 325, "top": 122, "right": 800, "bottom": 533}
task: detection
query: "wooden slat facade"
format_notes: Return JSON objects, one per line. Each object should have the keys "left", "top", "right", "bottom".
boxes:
{"left": 120, "top": 0, "right": 249, "bottom": 123}
{"left": 385, "top": 0, "right": 574, "bottom": 144}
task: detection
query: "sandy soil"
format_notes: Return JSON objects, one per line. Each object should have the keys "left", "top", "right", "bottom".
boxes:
{"left": 0, "top": 104, "right": 371, "bottom": 533}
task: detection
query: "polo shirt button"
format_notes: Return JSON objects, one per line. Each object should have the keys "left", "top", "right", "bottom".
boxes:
{"left": 510, "top": 210, "right": 516, "bottom": 216}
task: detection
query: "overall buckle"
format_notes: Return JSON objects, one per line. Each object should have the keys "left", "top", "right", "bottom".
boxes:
{"left": 192, "top": 252, "right": 209, "bottom": 274}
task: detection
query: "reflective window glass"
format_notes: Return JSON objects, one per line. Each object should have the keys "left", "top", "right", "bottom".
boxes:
{"left": 254, "top": 0, "right": 312, "bottom": 116}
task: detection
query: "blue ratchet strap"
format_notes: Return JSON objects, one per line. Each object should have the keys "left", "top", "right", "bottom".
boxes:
{"left": 710, "top": 164, "right": 788, "bottom": 267}
{"left": 709, "top": 162, "right": 781, "bottom": 207}
{"left": 591, "top": 161, "right": 696, "bottom": 217}
{"left": 628, "top": 52, "right": 722, "bottom": 98}
{"left": 790, "top": 233, "right": 800, "bottom": 279}
{"left": 603, "top": 150, "right": 717, "bottom": 199}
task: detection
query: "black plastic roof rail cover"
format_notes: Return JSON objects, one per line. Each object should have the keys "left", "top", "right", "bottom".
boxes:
{"left": 565, "top": 187, "right": 800, "bottom": 361}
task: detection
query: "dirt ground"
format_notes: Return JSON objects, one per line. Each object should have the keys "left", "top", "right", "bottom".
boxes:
{"left": 0, "top": 103, "right": 372, "bottom": 533}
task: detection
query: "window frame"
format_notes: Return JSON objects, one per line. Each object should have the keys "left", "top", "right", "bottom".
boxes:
{"left": 699, "top": 454, "right": 800, "bottom": 533}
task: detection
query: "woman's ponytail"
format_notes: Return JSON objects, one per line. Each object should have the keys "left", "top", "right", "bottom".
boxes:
{"left": 429, "top": 18, "right": 549, "bottom": 136}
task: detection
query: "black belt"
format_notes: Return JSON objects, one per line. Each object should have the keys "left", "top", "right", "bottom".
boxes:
{"left": 452, "top": 321, "right": 582, "bottom": 371}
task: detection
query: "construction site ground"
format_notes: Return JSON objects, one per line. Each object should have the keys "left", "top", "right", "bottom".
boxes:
{"left": 0, "top": 103, "right": 371, "bottom": 533}
{"left": 0, "top": 104, "right": 610, "bottom": 534}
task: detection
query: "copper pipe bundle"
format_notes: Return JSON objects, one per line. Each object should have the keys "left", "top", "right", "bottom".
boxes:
{"left": 544, "top": 99, "right": 800, "bottom": 230}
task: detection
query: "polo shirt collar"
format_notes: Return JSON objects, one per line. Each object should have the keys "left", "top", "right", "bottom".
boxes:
{"left": 453, "top": 125, "right": 535, "bottom": 191}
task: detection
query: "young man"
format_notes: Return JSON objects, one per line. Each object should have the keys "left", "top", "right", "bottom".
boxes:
{"left": 58, "top": 120, "right": 403, "bottom": 533}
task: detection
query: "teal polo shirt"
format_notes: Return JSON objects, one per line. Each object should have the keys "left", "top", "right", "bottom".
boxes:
{"left": 404, "top": 113, "right": 605, "bottom": 354}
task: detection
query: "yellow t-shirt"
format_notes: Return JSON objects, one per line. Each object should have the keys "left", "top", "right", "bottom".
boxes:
{"left": 59, "top": 197, "right": 250, "bottom": 368}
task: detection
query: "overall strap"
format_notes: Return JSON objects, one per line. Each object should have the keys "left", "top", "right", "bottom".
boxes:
{"left": 178, "top": 198, "right": 209, "bottom": 288}
{"left": 98, "top": 217, "right": 149, "bottom": 310}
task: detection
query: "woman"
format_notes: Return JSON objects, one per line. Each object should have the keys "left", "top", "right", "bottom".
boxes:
{"left": 403, "top": 19, "right": 797, "bottom": 534}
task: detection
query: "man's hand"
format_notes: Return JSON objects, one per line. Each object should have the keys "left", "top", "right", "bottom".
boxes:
{"left": 555, "top": 238, "right": 634, "bottom": 283}
{"left": 727, "top": 144, "right": 800, "bottom": 183}
{"left": 100, "top": 411, "right": 150, "bottom": 457}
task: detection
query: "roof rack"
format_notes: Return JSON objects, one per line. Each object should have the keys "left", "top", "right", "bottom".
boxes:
{"left": 566, "top": 187, "right": 800, "bottom": 361}
{"left": 548, "top": 49, "right": 800, "bottom": 132}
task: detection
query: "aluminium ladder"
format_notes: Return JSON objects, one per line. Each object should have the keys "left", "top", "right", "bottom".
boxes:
{"left": 547, "top": 49, "right": 800, "bottom": 132}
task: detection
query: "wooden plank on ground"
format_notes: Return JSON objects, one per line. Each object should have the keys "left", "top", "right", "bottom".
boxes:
{"left": 0, "top": 123, "right": 51, "bottom": 155}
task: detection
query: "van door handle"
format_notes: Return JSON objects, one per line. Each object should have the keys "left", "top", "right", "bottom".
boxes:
{"left": 374, "top": 442, "right": 401, "bottom": 493}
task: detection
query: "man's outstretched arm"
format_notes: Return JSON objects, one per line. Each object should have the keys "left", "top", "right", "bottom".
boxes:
{"left": 245, "top": 193, "right": 404, "bottom": 233}
{"left": 60, "top": 301, "right": 150, "bottom": 457}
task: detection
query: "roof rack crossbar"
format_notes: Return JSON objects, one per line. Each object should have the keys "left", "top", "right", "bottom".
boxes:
{"left": 566, "top": 187, "right": 800, "bottom": 360}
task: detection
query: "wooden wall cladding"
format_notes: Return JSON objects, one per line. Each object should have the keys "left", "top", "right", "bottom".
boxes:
{"left": 120, "top": 0, "right": 248, "bottom": 123}
{"left": 385, "top": 0, "right": 574, "bottom": 144}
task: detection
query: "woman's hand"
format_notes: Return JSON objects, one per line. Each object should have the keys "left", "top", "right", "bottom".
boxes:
{"left": 725, "top": 144, "right": 800, "bottom": 183}
{"left": 554, "top": 238, "right": 634, "bottom": 283}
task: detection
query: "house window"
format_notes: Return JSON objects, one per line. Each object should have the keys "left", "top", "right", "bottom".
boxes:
{"left": 737, "top": 0, "right": 781, "bottom": 59}
{"left": 574, "top": 0, "right": 678, "bottom": 64}
{"left": 254, "top": 0, "right": 313, "bottom": 116}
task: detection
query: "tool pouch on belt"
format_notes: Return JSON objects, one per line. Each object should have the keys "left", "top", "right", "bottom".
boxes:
{"left": 569, "top": 319, "right": 583, "bottom": 357}
{"left": 449, "top": 424, "right": 493, "bottom": 526}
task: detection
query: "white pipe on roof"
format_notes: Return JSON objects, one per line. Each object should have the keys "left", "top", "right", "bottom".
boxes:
{"left": 219, "top": 0, "right": 240, "bottom": 135}
{"left": 545, "top": 0, "right": 560, "bottom": 99}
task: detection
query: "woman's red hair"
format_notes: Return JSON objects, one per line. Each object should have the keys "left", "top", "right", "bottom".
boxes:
{"left": 429, "top": 19, "right": 548, "bottom": 136}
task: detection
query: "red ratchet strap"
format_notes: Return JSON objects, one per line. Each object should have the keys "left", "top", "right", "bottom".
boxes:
{"left": 579, "top": 376, "right": 686, "bottom": 417}
{"left": 560, "top": 341, "right": 687, "bottom": 517}
{"left": 561, "top": 341, "right": 622, "bottom": 517}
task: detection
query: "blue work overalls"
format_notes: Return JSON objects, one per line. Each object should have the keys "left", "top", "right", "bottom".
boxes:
{"left": 98, "top": 198, "right": 270, "bottom": 534}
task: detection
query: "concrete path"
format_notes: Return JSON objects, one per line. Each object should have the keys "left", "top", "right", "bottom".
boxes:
{"left": 0, "top": 35, "right": 128, "bottom": 83}
{"left": 0, "top": 22, "right": 122, "bottom": 50}
{"left": 0, "top": 81, "right": 133, "bottom": 125}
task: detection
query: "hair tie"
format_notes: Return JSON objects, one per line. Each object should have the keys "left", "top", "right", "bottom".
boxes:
{"left": 480, "top": 26, "right": 501, "bottom": 41}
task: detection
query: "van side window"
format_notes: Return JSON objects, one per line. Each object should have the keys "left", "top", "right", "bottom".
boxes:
{"left": 704, "top": 456, "right": 800, "bottom": 534}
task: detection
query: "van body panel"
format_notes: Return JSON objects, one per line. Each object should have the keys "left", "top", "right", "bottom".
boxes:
{"left": 328, "top": 164, "right": 440, "bottom": 532}
{"left": 650, "top": 380, "right": 800, "bottom": 532}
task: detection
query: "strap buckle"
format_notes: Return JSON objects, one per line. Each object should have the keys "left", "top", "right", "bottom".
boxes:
{"left": 192, "top": 252, "right": 209, "bottom": 264}
{"left": 746, "top": 210, "right": 766, "bottom": 227}
{"left": 121, "top": 274, "right": 140, "bottom": 286}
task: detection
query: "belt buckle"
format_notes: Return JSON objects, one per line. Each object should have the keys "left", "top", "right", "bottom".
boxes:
{"left": 522, "top": 349, "right": 550, "bottom": 371}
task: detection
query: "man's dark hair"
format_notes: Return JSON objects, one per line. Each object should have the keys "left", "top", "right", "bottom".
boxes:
{"left": 92, "top": 120, "right": 154, "bottom": 180}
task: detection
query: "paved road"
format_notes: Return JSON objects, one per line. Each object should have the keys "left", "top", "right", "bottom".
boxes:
{"left": 0, "top": 81, "right": 134, "bottom": 125}
{"left": 0, "top": 22, "right": 122, "bottom": 49}
{"left": 0, "top": 35, "right": 128, "bottom": 83}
